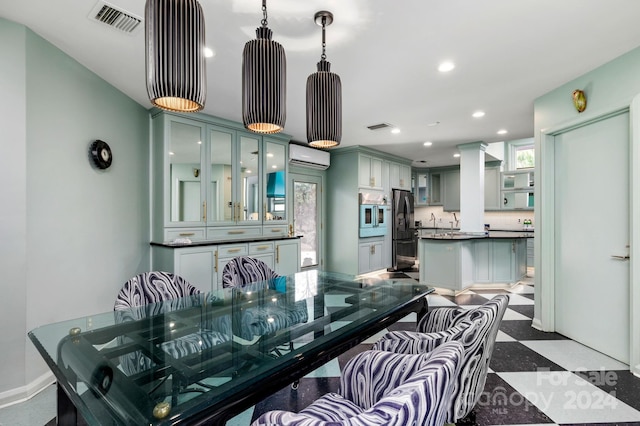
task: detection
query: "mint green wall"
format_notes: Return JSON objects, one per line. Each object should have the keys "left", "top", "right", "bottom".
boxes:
{"left": 533, "top": 45, "right": 640, "bottom": 332}
{"left": 0, "top": 18, "right": 150, "bottom": 398}
{"left": 0, "top": 18, "right": 28, "bottom": 399}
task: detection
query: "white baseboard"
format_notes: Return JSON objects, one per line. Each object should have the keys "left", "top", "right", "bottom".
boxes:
{"left": 531, "top": 317, "right": 543, "bottom": 331}
{"left": 0, "top": 371, "right": 55, "bottom": 409}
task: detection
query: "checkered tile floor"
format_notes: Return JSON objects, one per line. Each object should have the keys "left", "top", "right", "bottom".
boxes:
{"left": 232, "top": 273, "right": 640, "bottom": 426}
{"left": 17, "top": 273, "right": 640, "bottom": 426}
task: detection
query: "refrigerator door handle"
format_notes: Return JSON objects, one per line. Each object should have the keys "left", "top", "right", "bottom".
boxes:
{"left": 404, "top": 197, "right": 411, "bottom": 231}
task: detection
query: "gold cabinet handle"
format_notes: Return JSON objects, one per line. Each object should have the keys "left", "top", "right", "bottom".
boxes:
{"left": 202, "top": 201, "right": 207, "bottom": 222}
{"left": 227, "top": 248, "right": 242, "bottom": 254}
{"left": 214, "top": 250, "right": 219, "bottom": 272}
{"left": 236, "top": 202, "right": 241, "bottom": 222}
{"left": 255, "top": 245, "right": 270, "bottom": 250}
{"left": 370, "top": 245, "right": 375, "bottom": 255}
{"left": 276, "top": 245, "right": 280, "bottom": 263}
{"left": 271, "top": 228, "right": 283, "bottom": 233}
{"left": 228, "top": 230, "right": 245, "bottom": 235}
{"left": 179, "top": 232, "right": 195, "bottom": 237}
{"left": 264, "top": 203, "right": 267, "bottom": 221}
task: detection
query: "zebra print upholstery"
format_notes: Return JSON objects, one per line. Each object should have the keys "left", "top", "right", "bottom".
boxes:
{"left": 222, "top": 257, "right": 308, "bottom": 341}
{"left": 373, "top": 295, "right": 509, "bottom": 423}
{"left": 113, "top": 272, "right": 231, "bottom": 375}
{"left": 221, "top": 256, "right": 280, "bottom": 288}
{"left": 251, "top": 341, "right": 464, "bottom": 426}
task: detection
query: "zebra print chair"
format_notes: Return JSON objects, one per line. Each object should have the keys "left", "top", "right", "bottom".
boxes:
{"left": 114, "top": 271, "right": 231, "bottom": 375}
{"left": 372, "top": 295, "right": 509, "bottom": 424}
{"left": 222, "top": 257, "right": 308, "bottom": 341}
{"left": 251, "top": 341, "right": 464, "bottom": 426}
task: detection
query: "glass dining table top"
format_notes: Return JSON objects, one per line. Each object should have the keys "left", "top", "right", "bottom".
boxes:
{"left": 29, "top": 270, "right": 433, "bottom": 425}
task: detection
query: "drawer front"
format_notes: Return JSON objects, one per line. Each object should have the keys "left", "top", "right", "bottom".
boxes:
{"left": 262, "top": 225, "right": 288, "bottom": 237}
{"left": 164, "top": 228, "right": 206, "bottom": 242}
{"left": 217, "top": 243, "right": 249, "bottom": 259}
{"left": 249, "top": 241, "right": 275, "bottom": 255}
{"left": 207, "top": 226, "right": 262, "bottom": 240}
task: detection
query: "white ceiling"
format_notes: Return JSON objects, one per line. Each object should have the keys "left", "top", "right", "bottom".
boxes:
{"left": 3, "top": 0, "right": 640, "bottom": 167}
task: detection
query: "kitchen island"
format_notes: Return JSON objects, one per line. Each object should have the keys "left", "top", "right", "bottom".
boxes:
{"left": 418, "top": 231, "right": 533, "bottom": 293}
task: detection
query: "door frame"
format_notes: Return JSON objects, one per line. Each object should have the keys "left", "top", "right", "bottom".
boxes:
{"left": 537, "top": 96, "right": 640, "bottom": 375}
{"left": 289, "top": 171, "right": 325, "bottom": 270}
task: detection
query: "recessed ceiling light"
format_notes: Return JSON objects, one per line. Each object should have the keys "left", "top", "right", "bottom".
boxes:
{"left": 453, "top": 153, "right": 461, "bottom": 158}
{"left": 427, "top": 121, "right": 440, "bottom": 127}
{"left": 168, "top": 151, "right": 175, "bottom": 156}
{"left": 472, "top": 111, "right": 485, "bottom": 118}
{"left": 272, "top": 165, "right": 277, "bottom": 169}
{"left": 203, "top": 47, "right": 215, "bottom": 58}
{"left": 266, "top": 152, "right": 274, "bottom": 157}
{"left": 497, "top": 129, "right": 508, "bottom": 135}
{"left": 391, "top": 128, "right": 401, "bottom": 134}
{"left": 438, "top": 61, "right": 455, "bottom": 73}
{"left": 246, "top": 170, "right": 252, "bottom": 174}
{"left": 423, "top": 141, "right": 433, "bottom": 147}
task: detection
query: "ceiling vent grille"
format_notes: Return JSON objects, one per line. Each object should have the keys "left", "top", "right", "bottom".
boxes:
{"left": 89, "top": 1, "right": 142, "bottom": 35}
{"left": 366, "top": 123, "right": 393, "bottom": 131}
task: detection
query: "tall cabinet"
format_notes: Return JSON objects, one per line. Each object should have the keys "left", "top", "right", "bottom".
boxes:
{"left": 151, "top": 111, "right": 292, "bottom": 242}
{"left": 326, "top": 146, "right": 412, "bottom": 275}
{"left": 150, "top": 111, "right": 300, "bottom": 292}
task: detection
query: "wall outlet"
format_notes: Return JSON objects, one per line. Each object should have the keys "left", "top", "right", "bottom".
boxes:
{"left": 518, "top": 219, "right": 521, "bottom": 223}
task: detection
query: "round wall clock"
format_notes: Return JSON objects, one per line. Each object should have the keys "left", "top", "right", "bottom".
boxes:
{"left": 89, "top": 140, "right": 113, "bottom": 169}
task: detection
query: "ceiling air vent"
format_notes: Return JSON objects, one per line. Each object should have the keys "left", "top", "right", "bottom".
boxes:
{"left": 89, "top": 1, "right": 142, "bottom": 35}
{"left": 366, "top": 123, "right": 393, "bottom": 131}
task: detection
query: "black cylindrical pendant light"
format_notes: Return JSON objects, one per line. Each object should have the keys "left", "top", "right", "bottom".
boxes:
{"left": 307, "top": 11, "right": 342, "bottom": 148}
{"left": 242, "top": 0, "right": 286, "bottom": 134}
{"left": 145, "top": 0, "right": 206, "bottom": 113}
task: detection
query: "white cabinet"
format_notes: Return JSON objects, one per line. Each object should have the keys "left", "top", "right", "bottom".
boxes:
{"left": 151, "top": 111, "right": 291, "bottom": 243}
{"left": 358, "top": 239, "right": 384, "bottom": 274}
{"left": 429, "top": 173, "right": 442, "bottom": 205}
{"left": 443, "top": 170, "right": 460, "bottom": 212}
{"left": 152, "top": 245, "right": 217, "bottom": 293}
{"left": 484, "top": 166, "right": 501, "bottom": 210}
{"left": 358, "top": 154, "right": 383, "bottom": 190}
{"left": 414, "top": 172, "right": 428, "bottom": 205}
{"left": 527, "top": 238, "right": 534, "bottom": 268}
{"left": 389, "top": 162, "right": 412, "bottom": 190}
{"left": 151, "top": 238, "right": 301, "bottom": 292}
{"left": 419, "top": 240, "right": 473, "bottom": 291}
{"left": 274, "top": 239, "right": 301, "bottom": 276}
{"left": 472, "top": 239, "right": 527, "bottom": 283}
{"left": 501, "top": 169, "right": 534, "bottom": 210}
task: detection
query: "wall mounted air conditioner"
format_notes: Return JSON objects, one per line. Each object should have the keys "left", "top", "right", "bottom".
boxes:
{"left": 289, "top": 144, "right": 330, "bottom": 170}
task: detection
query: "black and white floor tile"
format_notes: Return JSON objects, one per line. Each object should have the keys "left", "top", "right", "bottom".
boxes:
{"left": 236, "top": 273, "right": 640, "bottom": 426}
{"left": 5, "top": 273, "right": 640, "bottom": 426}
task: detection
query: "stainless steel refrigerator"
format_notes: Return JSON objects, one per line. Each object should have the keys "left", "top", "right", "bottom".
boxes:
{"left": 389, "top": 189, "right": 416, "bottom": 271}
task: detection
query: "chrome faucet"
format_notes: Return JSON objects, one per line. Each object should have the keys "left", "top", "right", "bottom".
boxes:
{"left": 430, "top": 213, "right": 437, "bottom": 232}
{"left": 453, "top": 212, "right": 460, "bottom": 228}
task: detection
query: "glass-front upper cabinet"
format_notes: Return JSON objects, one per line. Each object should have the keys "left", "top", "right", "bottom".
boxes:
{"left": 239, "top": 132, "right": 261, "bottom": 223}
{"left": 263, "top": 139, "right": 287, "bottom": 222}
{"left": 415, "top": 172, "right": 428, "bottom": 205}
{"left": 501, "top": 169, "right": 534, "bottom": 210}
{"left": 208, "top": 126, "right": 235, "bottom": 225}
{"left": 168, "top": 118, "right": 205, "bottom": 224}
{"left": 502, "top": 169, "right": 534, "bottom": 190}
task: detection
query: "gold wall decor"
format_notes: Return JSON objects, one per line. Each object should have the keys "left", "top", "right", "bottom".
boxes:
{"left": 572, "top": 89, "right": 587, "bottom": 113}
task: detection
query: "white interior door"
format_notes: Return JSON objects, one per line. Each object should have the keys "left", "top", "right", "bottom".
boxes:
{"left": 554, "top": 111, "right": 630, "bottom": 363}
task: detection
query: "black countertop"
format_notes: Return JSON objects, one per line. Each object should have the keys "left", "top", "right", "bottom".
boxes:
{"left": 151, "top": 235, "right": 301, "bottom": 248}
{"left": 419, "top": 230, "right": 534, "bottom": 241}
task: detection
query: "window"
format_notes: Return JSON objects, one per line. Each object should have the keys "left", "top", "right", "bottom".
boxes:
{"left": 505, "top": 138, "right": 534, "bottom": 170}
{"left": 515, "top": 145, "right": 535, "bottom": 169}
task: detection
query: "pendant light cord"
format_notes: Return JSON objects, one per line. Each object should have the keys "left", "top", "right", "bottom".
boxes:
{"left": 321, "top": 16, "right": 327, "bottom": 61}
{"left": 261, "top": 0, "right": 268, "bottom": 27}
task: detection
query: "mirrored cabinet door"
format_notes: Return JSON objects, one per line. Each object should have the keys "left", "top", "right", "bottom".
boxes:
{"left": 208, "top": 126, "right": 235, "bottom": 225}
{"left": 168, "top": 119, "right": 205, "bottom": 224}
{"left": 239, "top": 133, "right": 261, "bottom": 223}
{"left": 263, "top": 140, "right": 286, "bottom": 222}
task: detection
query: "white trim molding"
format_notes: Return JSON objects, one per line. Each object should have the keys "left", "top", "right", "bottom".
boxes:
{"left": 0, "top": 371, "right": 55, "bottom": 409}
{"left": 537, "top": 99, "right": 640, "bottom": 376}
